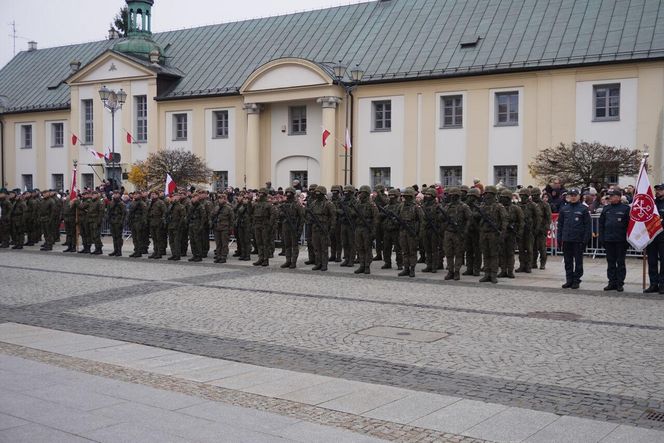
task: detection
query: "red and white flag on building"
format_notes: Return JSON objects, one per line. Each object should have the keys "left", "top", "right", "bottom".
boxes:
{"left": 70, "top": 165, "right": 78, "bottom": 201}
{"left": 627, "top": 156, "right": 662, "bottom": 251}
{"left": 322, "top": 129, "right": 331, "bottom": 148}
{"left": 165, "top": 173, "right": 176, "bottom": 196}
{"left": 71, "top": 133, "right": 79, "bottom": 146}
{"left": 343, "top": 127, "right": 351, "bottom": 152}
{"left": 126, "top": 131, "right": 134, "bottom": 144}
{"left": 87, "top": 148, "right": 105, "bottom": 160}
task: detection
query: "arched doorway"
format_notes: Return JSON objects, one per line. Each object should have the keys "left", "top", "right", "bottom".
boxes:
{"left": 274, "top": 156, "right": 320, "bottom": 189}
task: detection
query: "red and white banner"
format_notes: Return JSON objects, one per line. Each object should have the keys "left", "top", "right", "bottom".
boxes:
{"left": 165, "top": 173, "right": 176, "bottom": 196}
{"left": 70, "top": 165, "right": 78, "bottom": 201}
{"left": 71, "top": 133, "right": 78, "bottom": 146}
{"left": 627, "top": 157, "right": 662, "bottom": 251}
{"left": 322, "top": 129, "right": 331, "bottom": 148}
{"left": 87, "top": 148, "right": 105, "bottom": 160}
{"left": 344, "top": 127, "right": 351, "bottom": 152}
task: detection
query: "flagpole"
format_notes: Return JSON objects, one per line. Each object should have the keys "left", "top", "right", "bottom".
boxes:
{"left": 73, "top": 160, "right": 79, "bottom": 252}
{"left": 643, "top": 252, "right": 647, "bottom": 290}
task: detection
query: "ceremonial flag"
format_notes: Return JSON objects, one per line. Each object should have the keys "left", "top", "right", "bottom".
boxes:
{"left": 322, "top": 129, "right": 331, "bottom": 148}
{"left": 344, "top": 127, "right": 351, "bottom": 152}
{"left": 165, "top": 173, "right": 176, "bottom": 196}
{"left": 87, "top": 148, "right": 105, "bottom": 160}
{"left": 126, "top": 131, "right": 134, "bottom": 144}
{"left": 627, "top": 156, "right": 662, "bottom": 251}
{"left": 71, "top": 133, "right": 78, "bottom": 146}
{"left": 70, "top": 165, "right": 78, "bottom": 201}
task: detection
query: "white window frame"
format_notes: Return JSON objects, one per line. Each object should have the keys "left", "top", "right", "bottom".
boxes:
{"left": 213, "top": 110, "right": 229, "bottom": 139}
{"left": 21, "top": 174, "right": 33, "bottom": 190}
{"left": 173, "top": 113, "right": 188, "bottom": 141}
{"left": 372, "top": 100, "right": 392, "bottom": 132}
{"left": 441, "top": 95, "right": 463, "bottom": 128}
{"left": 593, "top": 83, "right": 620, "bottom": 122}
{"left": 51, "top": 122, "right": 64, "bottom": 147}
{"left": 21, "top": 125, "right": 32, "bottom": 149}
{"left": 82, "top": 99, "right": 94, "bottom": 144}
{"left": 494, "top": 165, "right": 518, "bottom": 188}
{"left": 212, "top": 171, "right": 229, "bottom": 191}
{"left": 494, "top": 91, "right": 519, "bottom": 126}
{"left": 52, "top": 173, "right": 64, "bottom": 191}
{"left": 370, "top": 167, "right": 391, "bottom": 187}
{"left": 289, "top": 106, "right": 307, "bottom": 135}
{"left": 82, "top": 173, "right": 94, "bottom": 190}
{"left": 135, "top": 95, "right": 148, "bottom": 142}
{"left": 440, "top": 166, "right": 463, "bottom": 186}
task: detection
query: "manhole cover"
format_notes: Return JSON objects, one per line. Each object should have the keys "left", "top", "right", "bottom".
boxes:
{"left": 527, "top": 311, "right": 583, "bottom": 321}
{"left": 645, "top": 409, "right": 664, "bottom": 422}
{"left": 357, "top": 326, "right": 449, "bottom": 342}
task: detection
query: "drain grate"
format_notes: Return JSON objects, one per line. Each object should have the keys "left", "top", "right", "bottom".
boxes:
{"left": 645, "top": 409, "right": 664, "bottom": 422}
{"left": 526, "top": 311, "right": 582, "bottom": 321}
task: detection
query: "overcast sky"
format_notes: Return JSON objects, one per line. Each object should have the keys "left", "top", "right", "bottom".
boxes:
{"left": 0, "top": 0, "right": 369, "bottom": 69}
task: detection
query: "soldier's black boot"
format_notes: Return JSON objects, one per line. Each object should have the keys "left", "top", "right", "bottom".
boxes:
{"left": 280, "top": 261, "right": 291, "bottom": 269}
{"left": 604, "top": 283, "right": 617, "bottom": 291}
{"left": 312, "top": 264, "right": 322, "bottom": 271}
{"left": 373, "top": 254, "right": 382, "bottom": 261}
{"left": 454, "top": 271, "right": 461, "bottom": 281}
{"left": 561, "top": 281, "right": 573, "bottom": 288}
{"left": 644, "top": 285, "right": 659, "bottom": 293}
{"left": 506, "top": 271, "right": 515, "bottom": 279}
{"left": 354, "top": 266, "right": 365, "bottom": 274}
{"left": 364, "top": 266, "right": 370, "bottom": 274}
{"left": 289, "top": 261, "right": 297, "bottom": 269}
{"left": 497, "top": 271, "right": 508, "bottom": 278}
{"left": 398, "top": 267, "right": 409, "bottom": 277}
{"left": 571, "top": 281, "right": 580, "bottom": 289}
{"left": 444, "top": 272, "right": 454, "bottom": 280}
{"left": 479, "top": 274, "right": 492, "bottom": 283}
{"left": 461, "top": 268, "right": 473, "bottom": 275}
{"left": 490, "top": 273, "right": 498, "bottom": 284}
{"left": 108, "top": 251, "right": 117, "bottom": 256}
{"left": 421, "top": 266, "right": 432, "bottom": 273}
{"left": 261, "top": 259, "right": 269, "bottom": 266}
{"left": 409, "top": 266, "right": 415, "bottom": 278}
{"left": 252, "top": 259, "right": 262, "bottom": 266}
{"left": 515, "top": 267, "right": 525, "bottom": 273}
{"left": 92, "top": 247, "right": 102, "bottom": 255}
{"left": 381, "top": 263, "right": 392, "bottom": 269}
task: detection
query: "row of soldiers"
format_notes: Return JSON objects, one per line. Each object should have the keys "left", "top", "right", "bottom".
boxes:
{"left": 0, "top": 183, "right": 553, "bottom": 283}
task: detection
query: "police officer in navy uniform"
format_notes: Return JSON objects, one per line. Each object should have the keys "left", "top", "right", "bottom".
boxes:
{"left": 598, "top": 188, "right": 630, "bottom": 292}
{"left": 556, "top": 188, "right": 592, "bottom": 289}
{"left": 644, "top": 184, "right": 664, "bottom": 293}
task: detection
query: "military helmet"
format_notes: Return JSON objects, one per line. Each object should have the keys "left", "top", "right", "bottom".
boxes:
{"left": 374, "top": 184, "right": 385, "bottom": 191}
{"left": 315, "top": 185, "right": 327, "bottom": 194}
{"left": 285, "top": 187, "right": 296, "bottom": 194}
{"left": 484, "top": 185, "right": 498, "bottom": 194}
{"left": 518, "top": 188, "right": 530, "bottom": 196}
{"left": 530, "top": 187, "right": 541, "bottom": 195}
{"left": 388, "top": 188, "right": 400, "bottom": 197}
{"left": 467, "top": 188, "right": 481, "bottom": 197}
{"left": 308, "top": 184, "right": 318, "bottom": 192}
{"left": 425, "top": 188, "right": 437, "bottom": 197}
{"left": 403, "top": 187, "right": 416, "bottom": 197}
{"left": 359, "top": 185, "right": 371, "bottom": 194}
{"left": 258, "top": 187, "right": 268, "bottom": 194}
{"left": 331, "top": 185, "right": 342, "bottom": 192}
{"left": 459, "top": 185, "right": 470, "bottom": 194}
{"left": 448, "top": 187, "right": 461, "bottom": 196}
{"left": 500, "top": 189, "right": 513, "bottom": 198}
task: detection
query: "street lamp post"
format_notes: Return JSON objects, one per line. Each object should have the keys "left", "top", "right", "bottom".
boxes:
{"left": 98, "top": 85, "right": 127, "bottom": 189}
{"left": 332, "top": 61, "right": 364, "bottom": 186}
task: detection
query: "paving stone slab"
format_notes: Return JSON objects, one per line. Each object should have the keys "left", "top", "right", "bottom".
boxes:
{"left": 464, "top": 406, "right": 560, "bottom": 442}
{"left": 364, "top": 391, "right": 462, "bottom": 424}
{"left": 411, "top": 399, "right": 508, "bottom": 434}
{"left": 0, "top": 423, "right": 96, "bottom": 443}
{"left": 0, "top": 412, "right": 28, "bottom": 431}
{"left": 601, "top": 424, "right": 664, "bottom": 442}
{"left": 524, "top": 415, "right": 619, "bottom": 442}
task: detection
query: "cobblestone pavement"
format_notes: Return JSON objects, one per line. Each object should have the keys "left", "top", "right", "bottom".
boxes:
{"left": 1, "top": 246, "right": 664, "bottom": 437}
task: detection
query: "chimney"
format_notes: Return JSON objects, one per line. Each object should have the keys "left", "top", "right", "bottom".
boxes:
{"left": 27, "top": 41, "right": 37, "bottom": 51}
{"left": 69, "top": 59, "right": 81, "bottom": 73}
{"left": 108, "top": 28, "right": 119, "bottom": 40}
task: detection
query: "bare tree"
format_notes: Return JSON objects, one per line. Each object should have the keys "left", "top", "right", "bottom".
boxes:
{"left": 141, "top": 150, "right": 212, "bottom": 191}
{"left": 110, "top": 6, "right": 128, "bottom": 37}
{"left": 528, "top": 141, "right": 642, "bottom": 187}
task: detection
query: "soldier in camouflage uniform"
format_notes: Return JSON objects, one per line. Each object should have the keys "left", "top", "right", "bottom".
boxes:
{"left": 11, "top": 190, "right": 27, "bottom": 249}
{"left": 398, "top": 187, "right": 422, "bottom": 277}
{"left": 463, "top": 188, "right": 482, "bottom": 276}
{"left": 498, "top": 189, "right": 524, "bottom": 278}
{"left": 530, "top": 187, "right": 552, "bottom": 270}
{"left": 26, "top": 190, "right": 39, "bottom": 246}
{"left": 307, "top": 186, "right": 336, "bottom": 271}
{"left": 252, "top": 188, "right": 277, "bottom": 266}
{"left": 373, "top": 184, "right": 388, "bottom": 261}
{"left": 303, "top": 184, "right": 318, "bottom": 265}
{"left": 441, "top": 187, "right": 472, "bottom": 280}
{"left": 128, "top": 193, "right": 147, "bottom": 257}
{"left": 107, "top": 190, "right": 126, "bottom": 256}
{"left": 279, "top": 187, "right": 305, "bottom": 269}
{"left": 352, "top": 185, "right": 377, "bottom": 274}
{"left": 0, "top": 189, "right": 12, "bottom": 248}
{"left": 235, "top": 194, "right": 252, "bottom": 261}
{"left": 148, "top": 191, "right": 167, "bottom": 259}
{"left": 180, "top": 192, "right": 191, "bottom": 256}
{"left": 140, "top": 191, "right": 151, "bottom": 254}
{"left": 329, "top": 185, "right": 343, "bottom": 262}
{"left": 478, "top": 186, "right": 508, "bottom": 283}
{"left": 87, "top": 190, "right": 104, "bottom": 254}
{"left": 378, "top": 188, "right": 403, "bottom": 270}
{"left": 166, "top": 193, "right": 186, "bottom": 261}
{"left": 420, "top": 188, "right": 443, "bottom": 273}
{"left": 37, "top": 190, "right": 56, "bottom": 251}
{"left": 516, "top": 188, "right": 542, "bottom": 273}
{"left": 201, "top": 191, "right": 212, "bottom": 258}
{"left": 62, "top": 195, "right": 77, "bottom": 252}
{"left": 212, "top": 192, "right": 234, "bottom": 263}
{"left": 187, "top": 192, "right": 207, "bottom": 262}
{"left": 338, "top": 185, "right": 356, "bottom": 267}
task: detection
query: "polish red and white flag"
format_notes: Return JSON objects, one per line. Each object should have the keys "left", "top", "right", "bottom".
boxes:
{"left": 70, "top": 165, "right": 78, "bottom": 201}
{"left": 322, "top": 129, "right": 331, "bottom": 148}
{"left": 627, "top": 156, "right": 662, "bottom": 251}
{"left": 343, "top": 127, "right": 351, "bottom": 152}
{"left": 87, "top": 148, "right": 105, "bottom": 160}
{"left": 165, "top": 173, "right": 176, "bottom": 196}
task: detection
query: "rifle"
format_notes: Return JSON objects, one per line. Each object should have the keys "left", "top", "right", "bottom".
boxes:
{"left": 305, "top": 205, "right": 328, "bottom": 235}
{"left": 435, "top": 205, "right": 459, "bottom": 232}
{"left": 339, "top": 200, "right": 356, "bottom": 230}
{"left": 281, "top": 203, "right": 299, "bottom": 234}
{"left": 470, "top": 202, "right": 501, "bottom": 233}
{"left": 377, "top": 204, "right": 417, "bottom": 238}
{"left": 349, "top": 200, "right": 372, "bottom": 230}
{"left": 421, "top": 205, "right": 443, "bottom": 241}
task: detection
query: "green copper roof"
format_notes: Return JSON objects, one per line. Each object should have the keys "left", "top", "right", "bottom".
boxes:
{"left": 2, "top": 0, "right": 664, "bottom": 113}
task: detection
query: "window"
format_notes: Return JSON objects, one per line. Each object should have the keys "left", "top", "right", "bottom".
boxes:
{"left": 82, "top": 99, "right": 93, "bottom": 144}
{"left": 593, "top": 84, "right": 620, "bottom": 121}
{"left": 495, "top": 92, "right": 519, "bottom": 126}
{"left": 82, "top": 173, "right": 94, "bottom": 190}
{"left": 21, "top": 174, "right": 33, "bottom": 191}
{"left": 599, "top": 161, "right": 619, "bottom": 184}
{"left": 290, "top": 171, "right": 308, "bottom": 189}
{"left": 135, "top": 95, "right": 147, "bottom": 142}
{"left": 21, "top": 125, "right": 32, "bottom": 149}
{"left": 173, "top": 113, "right": 187, "bottom": 140}
{"left": 494, "top": 165, "right": 518, "bottom": 189}
{"left": 51, "top": 123, "right": 64, "bottom": 147}
{"left": 289, "top": 106, "right": 307, "bottom": 135}
{"left": 212, "top": 171, "right": 228, "bottom": 191}
{"left": 372, "top": 100, "right": 391, "bottom": 131}
{"left": 440, "top": 166, "right": 462, "bottom": 186}
{"left": 52, "top": 174, "right": 64, "bottom": 191}
{"left": 213, "top": 110, "right": 229, "bottom": 138}
{"left": 370, "top": 167, "right": 391, "bottom": 188}
{"left": 441, "top": 95, "right": 463, "bottom": 128}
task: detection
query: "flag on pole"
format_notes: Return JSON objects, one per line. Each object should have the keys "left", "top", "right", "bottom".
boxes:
{"left": 87, "top": 148, "right": 105, "bottom": 160}
{"left": 71, "top": 134, "right": 78, "bottom": 146}
{"left": 165, "top": 173, "right": 176, "bottom": 196}
{"left": 126, "top": 131, "right": 134, "bottom": 144}
{"left": 322, "top": 129, "right": 331, "bottom": 148}
{"left": 104, "top": 148, "right": 113, "bottom": 161}
{"left": 627, "top": 156, "right": 662, "bottom": 251}
{"left": 70, "top": 165, "right": 78, "bottom": 201}
{"left": 343, "top": 127, "right": 352, "bottom": 152}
